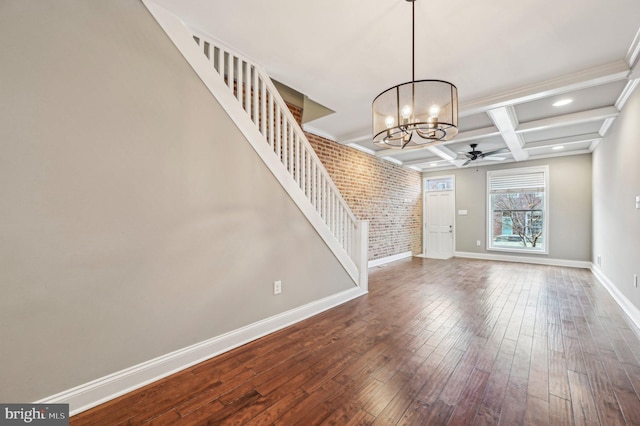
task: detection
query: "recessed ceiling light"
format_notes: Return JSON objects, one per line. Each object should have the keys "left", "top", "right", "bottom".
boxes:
{"left": 552, "top": 99, "right": 573, "bottom": 107}
{"left": 430, "top": 163, "right": 438, "bottom": 167}
{"left": 552, "top": 146, "right": 565, "bottom": 150}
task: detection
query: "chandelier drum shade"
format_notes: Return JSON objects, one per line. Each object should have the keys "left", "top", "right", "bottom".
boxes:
{"left": 373, "top": 80, "right": 458, "bottom": 148}
{"left": 372, "top": 0, "right": 458, "bottom": 149}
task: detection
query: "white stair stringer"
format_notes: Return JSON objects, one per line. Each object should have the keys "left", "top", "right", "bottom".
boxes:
{"left": 142, "top": 1, "right": 368, "bottom": 290}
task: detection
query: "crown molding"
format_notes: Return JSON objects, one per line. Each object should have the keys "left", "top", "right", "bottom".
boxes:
{"left": 460, "top": 60, "right": 630, "bottom": 117}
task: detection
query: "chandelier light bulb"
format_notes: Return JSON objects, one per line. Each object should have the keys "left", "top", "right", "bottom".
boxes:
{"left": 429, "top": 105, "right": 440, "bottom": 117}
{"left": 401, "top": 105, "right": 412, "bottom": 119}
{"left": 385, "top": 116, "right": 395, "bottom": 128}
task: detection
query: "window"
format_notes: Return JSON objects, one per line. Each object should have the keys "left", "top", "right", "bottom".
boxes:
{"left": 487, "top": 166, "right": 548, "bottom": 254}
{"left": 425, "top": 176, "right": 454, "bottom": 192}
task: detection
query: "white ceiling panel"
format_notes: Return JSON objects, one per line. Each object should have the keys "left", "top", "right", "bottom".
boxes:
{"left": 457, "top": 112, "right": 495, "bottom": 132}
{"left": 514, "top": 80, "right": 628, "bottom": 123}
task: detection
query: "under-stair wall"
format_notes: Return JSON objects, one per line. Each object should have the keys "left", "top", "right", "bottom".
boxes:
{"left": 140, "top": 2, "right": 368, "bottom": 290}
{"left": 0, "top": 0, "right": 367, "bottom": 415}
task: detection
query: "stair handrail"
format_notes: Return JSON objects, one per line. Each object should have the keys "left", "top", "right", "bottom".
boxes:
{"left": 192, "top": 31, "right": 361, "bottom": 263}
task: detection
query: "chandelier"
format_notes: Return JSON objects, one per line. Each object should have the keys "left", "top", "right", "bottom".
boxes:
{"left": 372, "top": 0, "right": 458, "bottom": 149}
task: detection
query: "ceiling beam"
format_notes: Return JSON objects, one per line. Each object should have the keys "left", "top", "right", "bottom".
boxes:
{"left": 629, "top": 59, "right": 640, "bottom": 80}
{"left": 419, "top": 148, "right": 594, "bottom": 173}
{"left": 626, "top": 27, "right": 640, "bottom": 69}
{"left": 523, "top": 133, "right": 602, "bottom": 150}
{"left": 427, "top": 145, "right": 458, "bottom": 162}
{"left": 459, "top": 60, "right": 630, "bottom": 117}
{"left": 599, "top": 117, "right": 616, "bottom": 137}
{"left": 615, "top": 79, "right": 640, "bottom": 110}
{"left": 403, "top": 158, "right": 443, "bottom": 166}
{"left": 487, "top": 106, "right": 529, "bottom": 162}
{"left": 448, "top": 126, "right": 500, "bottom": 144}
{"left": 376, "top": 141, "right": 465, "bottom": 163}
{"left": 516, "top": 106, "right": 619, "bottom": 134}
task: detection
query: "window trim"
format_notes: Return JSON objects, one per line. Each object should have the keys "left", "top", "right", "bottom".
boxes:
{"left": 486, "top": 165, "right": 549, "bottom": 255}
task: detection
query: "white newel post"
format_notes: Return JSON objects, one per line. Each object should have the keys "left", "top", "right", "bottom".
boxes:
{"left": 356, "top": 220, "right": 369, "bottom": 292}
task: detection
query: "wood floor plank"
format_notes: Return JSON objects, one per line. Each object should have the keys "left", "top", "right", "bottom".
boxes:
{"left": 582, "top": 353, "right": 626, "bottom": 425}
{"left": 568, "top": 370, "right": 600, "bottom": 425}
{"left": 593, "top": 351, "right": 640, "bottom": 425}
{"left": 564, "top": 336, "right": 587, "bottom": 374}
{"left": 600, "top": 316, "right": 640, "bottom": 366}
{"left": 528, "top": 332, "right": 549, "bottom": 401}
{"left": 478, "top": 349, "right": 513, "bottom": 417}
{"left": 549, "top": 395, "right": 574, "bottom": 426}
{"left": 398, "top": 398, "right": 455, "bottom": 426}
{"left": 549, "top": 349, "right": 571, "bottom": 400}
{"left": 524, "top": 395, "right": 549, "bottom": 425}
{"left": 439, "top": 336, "right": 486, "bottom": 405}
{"left": 473, "top": 405, "right": 501, "bottom": 426}
{"left": 69, "top": 258, "right": 640, "bottom": 426}
{"left": 361, "top": 370, "right": 414, "bottom": 417}
{"left": 242, "top": 388, "right": 308, "bottom": 425}
{"left": 447, "top": 368, "right": 490, "bottom": 425}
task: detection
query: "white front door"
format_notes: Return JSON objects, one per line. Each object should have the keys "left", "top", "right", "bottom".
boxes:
{"left": 424, "top": 190, "right": 454, "bottom": 259}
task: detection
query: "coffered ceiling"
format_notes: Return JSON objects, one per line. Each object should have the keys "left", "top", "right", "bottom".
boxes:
{"left": 150, "top": 0, "right": 640, "bottom": 171}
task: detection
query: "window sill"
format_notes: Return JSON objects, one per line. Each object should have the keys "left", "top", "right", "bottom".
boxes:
{"left": 487, "top": 247, "right": 548, "bottom": 256}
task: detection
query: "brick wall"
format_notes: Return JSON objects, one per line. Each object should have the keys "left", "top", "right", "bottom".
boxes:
{"left": 285, "top": 103, "right": 423, "bottom": 261}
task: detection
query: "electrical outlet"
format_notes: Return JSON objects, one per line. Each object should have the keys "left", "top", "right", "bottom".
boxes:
{"left": 476, "top": 240, "right": 481, "bottom": 247}
{"left": 273, "top": 280, "right": 282, "bottom": 295}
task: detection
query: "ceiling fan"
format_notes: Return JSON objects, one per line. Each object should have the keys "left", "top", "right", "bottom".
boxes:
{"left": 462, "top": 143, "right": 508, "bottom": 166}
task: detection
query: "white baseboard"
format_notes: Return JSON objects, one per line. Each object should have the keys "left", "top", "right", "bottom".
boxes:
{"left": 368, "top": 251, "right": 413, "bottom": 268}
{"left": 36, "top": 287, "right": 367, "bottom": 416}
{"left": 591, "top": 264, "right": 640, "bottom": 332}
{"left": 454, "top": 251, "right": 591, "bottom": 269}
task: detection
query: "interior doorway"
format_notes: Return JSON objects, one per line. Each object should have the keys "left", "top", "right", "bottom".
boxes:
{"left": 423, "top": 176, "right": 455, "bottom": 259}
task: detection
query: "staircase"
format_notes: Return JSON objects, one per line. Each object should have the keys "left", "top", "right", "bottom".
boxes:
{"left": 142, "top": 2, "right": 368, "bottom": 289}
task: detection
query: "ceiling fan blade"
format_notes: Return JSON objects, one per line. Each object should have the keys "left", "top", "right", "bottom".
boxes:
{"left": 461, "top": 159, "right": 471, "bottom": 166}
{"left": 480, "top": 148, "right": 508, "bottom": 157}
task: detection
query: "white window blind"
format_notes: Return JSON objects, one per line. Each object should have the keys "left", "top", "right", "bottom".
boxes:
{"left": 489, "top": 171, "right": 545, "bottom": 193}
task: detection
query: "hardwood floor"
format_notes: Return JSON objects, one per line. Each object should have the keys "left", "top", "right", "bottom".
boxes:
{"left": 71, "top": 258, "right": 640, "bottom": 425}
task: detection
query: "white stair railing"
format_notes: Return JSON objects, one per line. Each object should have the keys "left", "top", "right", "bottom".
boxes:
{"left": 192, "top": 33, "right": 366, "bottom": 279}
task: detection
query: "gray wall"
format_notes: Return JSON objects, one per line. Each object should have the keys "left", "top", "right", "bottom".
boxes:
{"left": 593, "top": 86, "right": 640, "bottom": 310}
{"left": 424, "top": 154, "right": 592, "bottom": 261}
{"left": 0, "top": 0, "right": 354, "bottom": 402}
